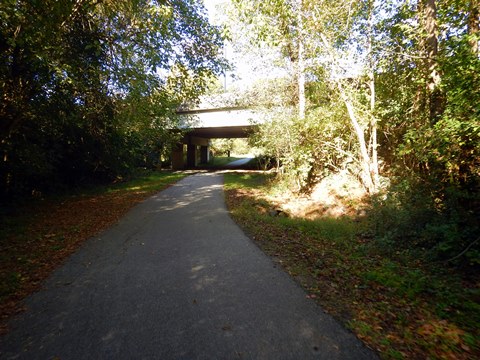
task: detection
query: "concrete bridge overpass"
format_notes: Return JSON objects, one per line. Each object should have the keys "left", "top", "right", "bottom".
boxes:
{"left": 172, "top": 107, "right": 261, "bottom": 169}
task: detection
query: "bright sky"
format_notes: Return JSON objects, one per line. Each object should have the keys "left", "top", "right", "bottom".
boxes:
{"left": 203, "top": 0, "right": 367, "bottom": 84}
{"left": 203, "top": 0, "right": 237, "bottom": 89}
{"left": 203, "top": 0, "right": 289, "bottom": 91}
{"left": 203, "top": 0, "right": 225, "bottom": 25}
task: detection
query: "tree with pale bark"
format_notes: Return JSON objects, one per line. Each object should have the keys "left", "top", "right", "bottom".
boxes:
{"left": 231, "top": 0, "right": 480, "bottom": 263}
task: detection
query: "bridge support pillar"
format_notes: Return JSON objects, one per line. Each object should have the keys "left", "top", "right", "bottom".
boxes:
{"left": 172, "top": 143, "right": 184, "bottom": 170}
{"left": 187, "top": 144, "right": 197, "bottom": 168}
{"left": 171, "top": 135, "right": 211, "bottom": 169}
{"left": 200, "top": 145, "right": 209, "bottom": 164}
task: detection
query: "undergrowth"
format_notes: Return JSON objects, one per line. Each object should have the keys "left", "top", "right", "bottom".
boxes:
{"left": 224, "top": 172, "right": 479, "bottom": 359}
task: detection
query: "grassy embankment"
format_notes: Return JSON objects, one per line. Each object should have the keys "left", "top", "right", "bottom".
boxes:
{"left": 224, "top": 172, "right": 479, "bottom": 360}
{"left": 0, "top": 170, "right": 186, "bottom": 333}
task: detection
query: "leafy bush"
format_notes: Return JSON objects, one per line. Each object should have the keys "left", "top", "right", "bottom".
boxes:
{"left": 252, "top": 97, "right": 358, "bottom": 192}
{"left": 370, "top": 176, "right": 480, "bottom": 267}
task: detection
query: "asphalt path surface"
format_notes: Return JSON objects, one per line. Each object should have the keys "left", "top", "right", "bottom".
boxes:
{"left": 225, "top": 157, "right": 253, "bottom": 168}
{"left": 0, "top": 173, "right": 377, "bottom": 360}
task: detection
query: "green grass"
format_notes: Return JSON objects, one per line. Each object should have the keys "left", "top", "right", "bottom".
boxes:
{"left": 224, "top": 172, "right": 271, "bottom": 189}
{"left": 223, "top": 172, "right": 480, "bottom": 359}
{"left": 105, "top": 170, "right": 186, "bottom": 193}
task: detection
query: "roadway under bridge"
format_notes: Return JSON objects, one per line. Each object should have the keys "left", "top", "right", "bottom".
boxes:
{"left": 172, "top": 107, "right": 261, "bottom": 169}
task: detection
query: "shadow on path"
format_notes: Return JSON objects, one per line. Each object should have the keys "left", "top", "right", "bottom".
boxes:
{"left": 0, "top": 173, "right": 377, "bottom": 360}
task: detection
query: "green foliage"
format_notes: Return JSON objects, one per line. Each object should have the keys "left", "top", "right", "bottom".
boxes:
{"left": 225, "top": 171, "right": 480, "bottom": 359}
{"left": 369, "top": 176, "right": 480, "bottom": 266}
{"left": 224, "top": 172, "right": 272, "bottom": 191}
{"left": 237, "top": 0, "right": 478, "bottom": 264}
{"left": 210, "top": 138, "right": 234, "bottom": 156}
{"left": 369, "top": 1, "right": 480, "bottom": 266}
{"left": 364, "top": 261, "right": 429, "bottom": 300}
{"left": 231, "top": 0, "right": 297, "bottom": 54}
{"left": 208, "top": 138, "right": 253, "bottom": 165}
{"left": 0, "top": 0, "right": 226, "bottom": 200}
{"left": 252, "top": 92, "right": 358, "bottom": 191}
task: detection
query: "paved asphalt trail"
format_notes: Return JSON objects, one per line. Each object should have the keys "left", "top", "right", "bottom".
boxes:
{"left": 225, "top": 158, "right": 253, "bottom": 168}
{"left": 0, "top": 173, "right": 377, "bottom": 360}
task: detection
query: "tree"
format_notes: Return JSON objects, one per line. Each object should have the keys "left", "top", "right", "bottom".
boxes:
{"left": 232, "top": 0, "right": 479, "bottom": 262}
{"left": 231, "top": 0, "right": 306, "bottom": 118}
{"left": 418, "top": 0, "right": 443, "bottom": 120}
{"left": 0, "top": 0, "right": 226, "bottom": 199}
{"left": 468, "top": 0, "right": 479, "bottom": 54}
{"left": 232, "top": 0, "right": 381, "bottom": 192}
{"left": 369, "top": 0, "right": 480, "bottom": 263}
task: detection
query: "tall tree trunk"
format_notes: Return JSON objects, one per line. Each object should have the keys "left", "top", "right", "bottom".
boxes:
{"left": 421, "top": 0, "right": 442, "bottom": 121}
{"left": 297, "top": 0, "right": 306, "bottom": 119}
{"left": 367, "top": 0, "right": 379, "bottom": 190}
{"left": 468, "top": 0, "right": 479, "bottom": 54}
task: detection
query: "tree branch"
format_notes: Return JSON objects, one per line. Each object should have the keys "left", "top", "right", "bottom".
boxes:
{"left": 446, "top": 237, "right": 480, "bottom": 263}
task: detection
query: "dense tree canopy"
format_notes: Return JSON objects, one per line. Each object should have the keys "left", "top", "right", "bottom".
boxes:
{"left": 0, "top": 0, "right": 226, "bottom": 199}
{"left": 230, "top": 0, "right": 480, "bottom": 265}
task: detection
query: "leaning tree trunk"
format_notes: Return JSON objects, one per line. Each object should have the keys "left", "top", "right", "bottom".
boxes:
{"left": 340, "top": 90, "right": 376, "bottom": 193}
{"left": 318, "top": 32, "right": 377, "bottom": 193}
{"left": 296, "top": 0, "right": 306, "bottom": 120}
